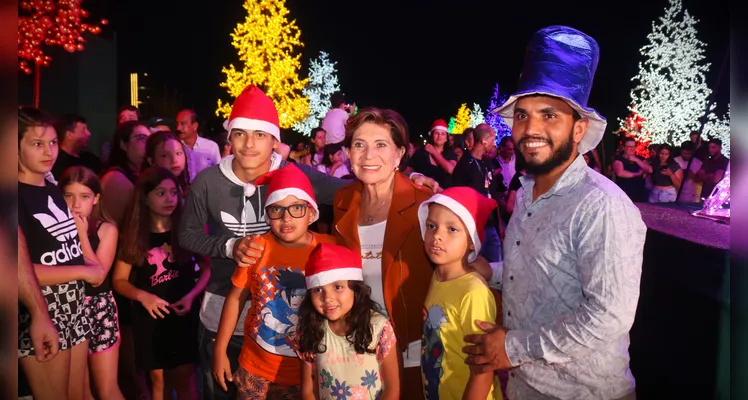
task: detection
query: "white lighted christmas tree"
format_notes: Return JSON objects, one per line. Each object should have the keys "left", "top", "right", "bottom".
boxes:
{"left": 469, "top": 103, "right": 485, "bottom": 128}
{"left": 702, "top": 105, "right": 730, "bottom": 157}
{"left": 620, "top": 0, "right": 713, "bottom": 148}
{"left": 293, "top": 51, "right": 341, "bottom": 136}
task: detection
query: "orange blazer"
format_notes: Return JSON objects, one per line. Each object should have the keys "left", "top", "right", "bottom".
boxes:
{"left": 333, "top": 172, "right": 434, "bottom": 352}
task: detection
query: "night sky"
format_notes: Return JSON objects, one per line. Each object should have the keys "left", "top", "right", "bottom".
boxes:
{"left": 111, "top": 0, "right": 729, "bottom": 146}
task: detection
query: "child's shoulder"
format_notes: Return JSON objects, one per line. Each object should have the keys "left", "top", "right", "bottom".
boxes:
{"left": 459, "top": 273, "right": 495, "bottom": 305}
{"left": 312, "top": 232, "right": 338, "bottom": 245}
{"left": 431, "top": 272, "right": 493, "bottom": 302}
{"left": 461, "top": 272, "right": 494, "bottom": 296}
{"left": 370, "top": 311, "right": 389, "bottom": 325}
{"left": 368, "top": 311, "right": 393, "bottom": 337}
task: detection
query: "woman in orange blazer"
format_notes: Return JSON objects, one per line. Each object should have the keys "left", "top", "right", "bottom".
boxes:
{"left": 333, "top": 108, "right": 440, "bottom": 399}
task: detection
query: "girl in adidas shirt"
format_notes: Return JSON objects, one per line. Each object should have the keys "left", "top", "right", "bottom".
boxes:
{"left": 112, "top": 166, "right": 209, "bottom": 400}
{"left": 59, "top": 166, "right": 124, "bottom": 400}
{"left": 17, "top": 107, "right": 105, "bottom": 400}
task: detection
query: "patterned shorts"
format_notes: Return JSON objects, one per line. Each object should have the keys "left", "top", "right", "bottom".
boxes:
{"left": 84, "top": 291, "right": 121, "bottom": 354}
{"left": 234, "top": 367, "right": 300, "bottom": 400}
{"left": 18, "top": 280, "right": 91, "bottom": 358}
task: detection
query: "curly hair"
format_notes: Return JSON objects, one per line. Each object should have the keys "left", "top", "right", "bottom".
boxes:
{"left": 297, "top": 280, "right": 382, "bottom": 356}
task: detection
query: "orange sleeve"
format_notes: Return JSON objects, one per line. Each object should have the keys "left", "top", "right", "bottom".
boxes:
{"left": 314, "top": 233, "right": 338, "bottom": 245}
{"left": 231, "top": 234, "right": 270, "bottom": 288}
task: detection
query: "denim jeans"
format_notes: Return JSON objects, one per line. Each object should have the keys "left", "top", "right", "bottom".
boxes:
{"left": 649, "top": 186, "right": 677, "bottom": 203}
{"left": 199, "top": 323, "right": 244, "bottom": 400}
{"left": 480, "top": 223, "right": 502, "bottom": 263}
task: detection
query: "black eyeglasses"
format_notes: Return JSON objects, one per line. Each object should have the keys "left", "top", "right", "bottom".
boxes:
{"left": 265, "top": 203, "right": 310, "bottom": 220}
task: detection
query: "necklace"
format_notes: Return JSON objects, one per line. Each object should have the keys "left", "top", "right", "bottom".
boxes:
{"left": 364, "top": 199, "right": 388, "bottom": 224}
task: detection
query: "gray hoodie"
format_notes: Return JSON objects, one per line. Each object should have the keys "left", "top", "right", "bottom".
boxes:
{"left": 179, "top": 154, "right": 349, "bottom": 334}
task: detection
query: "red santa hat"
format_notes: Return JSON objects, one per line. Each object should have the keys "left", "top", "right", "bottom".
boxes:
{"left": 429, "top": 119, "right": 449, "bottom": 134}
{"left": 417, "top": 186, "right": 497, "bottom": 263}
{"left": 254, "top": 163, "right": 319, "bottom": 223}
{"left": 227, "top": 85, "right": 281, "bottom": 142}
{"left": 304, "top": 243, "right": 363, "bottom": 288}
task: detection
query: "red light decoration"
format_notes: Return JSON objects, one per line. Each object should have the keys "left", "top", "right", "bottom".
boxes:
{"left": 614, "top": 110, "right": 652, "bottom": 158}
{"left": 18, "top": 0, "right": 106, "bottom": 75}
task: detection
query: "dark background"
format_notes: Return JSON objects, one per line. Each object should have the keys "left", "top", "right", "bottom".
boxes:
{"left": 19, "top": 0, "right": 730, "bottom": 159}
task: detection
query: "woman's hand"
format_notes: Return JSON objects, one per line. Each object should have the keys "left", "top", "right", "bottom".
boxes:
{"left": 410, "top": 173, "right": 442, "bottom": 193}
{"left": 139, "top": 293, "right": 171, "bottom": 319}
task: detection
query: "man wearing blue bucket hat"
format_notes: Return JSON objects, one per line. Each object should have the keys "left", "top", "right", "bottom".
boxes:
{"left": 462, "top": 26, "right": 646, "bottom": 399}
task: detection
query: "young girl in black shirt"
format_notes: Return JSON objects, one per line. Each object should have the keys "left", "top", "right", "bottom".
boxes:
{"left": 17, "top": 107, "right": 104, "bottom": 400}
{"left": 112, "top": 166, "right": 210, "bottom": 400}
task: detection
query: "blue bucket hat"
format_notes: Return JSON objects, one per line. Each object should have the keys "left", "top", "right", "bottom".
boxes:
{"left": 492, "top": 25, "right": 606, "bottom": 154}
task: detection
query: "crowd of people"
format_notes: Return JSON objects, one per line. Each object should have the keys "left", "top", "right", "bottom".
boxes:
{"left": 18, "top": 24, "right": 726, "bottom": 400}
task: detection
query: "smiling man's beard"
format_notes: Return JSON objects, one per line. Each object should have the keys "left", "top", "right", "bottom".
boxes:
{"left": 522, "top": 127, "right": 575, "bottom": 175}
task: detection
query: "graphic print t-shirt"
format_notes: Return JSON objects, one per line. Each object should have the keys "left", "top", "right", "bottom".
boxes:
{"left": 131, "top": 231, "right": 196, "bottom": 304}
{"left": 18, "top": 181, "right": 84, "bottom": 268}
{"left": 18, "top": 181, "right": 86, "bottom": 319}
{"left": 231, "top": 232, "right": 336, "bottom": 385}
{"left": 421, "top": 272, "right": 498, "bottom": 400}
{"left": 294, "top": 312, "right": 396, "bottom": 400}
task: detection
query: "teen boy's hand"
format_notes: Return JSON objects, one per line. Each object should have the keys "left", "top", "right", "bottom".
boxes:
{"left": 29, "top": 311, "right": 59, "bottom": 362}
{"left": 231, "top": 235, "right": 266, "bottom": 267}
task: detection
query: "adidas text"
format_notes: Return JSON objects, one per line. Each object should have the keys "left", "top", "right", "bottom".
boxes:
{"left": 40, "top": 239, "right": 82, "bottom": 265}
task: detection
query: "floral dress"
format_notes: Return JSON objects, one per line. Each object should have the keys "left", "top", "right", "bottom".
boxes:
{"left": 296, "top": 312, "right": 396, "bottom": 400}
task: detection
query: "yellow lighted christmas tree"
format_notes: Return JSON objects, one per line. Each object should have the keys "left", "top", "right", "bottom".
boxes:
{"left": 452, "top": 103, "right": 471, "bottom": 134}
{"left": 216, "top": 0, "right": 309, "bottom": 128}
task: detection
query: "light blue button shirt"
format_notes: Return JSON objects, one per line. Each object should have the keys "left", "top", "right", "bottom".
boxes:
{"left": 501, "top": 155, "right": 646, "bottom": 399}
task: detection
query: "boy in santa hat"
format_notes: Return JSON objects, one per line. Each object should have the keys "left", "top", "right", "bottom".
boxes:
{"left": 180, "top": 85, "right": 439, "bottom": 399}
{"left": 212, "top": 163, "right": 336, "bottom": 398}
{"left": 417, "top": 186, "right": 502, "bottom": 400}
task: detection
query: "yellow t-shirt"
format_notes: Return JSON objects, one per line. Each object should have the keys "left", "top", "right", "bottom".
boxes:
{"left": 421, "top": 271, "right": 500, "bottom": 400}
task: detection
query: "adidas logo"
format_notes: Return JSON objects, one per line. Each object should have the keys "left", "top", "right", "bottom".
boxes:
{"left": 33, "top": 196, "right": 78, "bottom": 242}
{"left": 33, "top": 196, "right": 82, "bottom": 265}
{"left": 220, "top": 198, "right": 270, "bottom": 237}
{"left": 40, "top": 240, "right": 82, "bottom": 265}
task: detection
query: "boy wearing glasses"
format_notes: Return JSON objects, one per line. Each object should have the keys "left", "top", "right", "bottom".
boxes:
{"left": 212, "top": 163, "right": 336, "bottom": 398}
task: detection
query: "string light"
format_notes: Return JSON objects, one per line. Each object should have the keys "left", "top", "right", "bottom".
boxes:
{"left": 616, "top": 111, "right": 651, "bottom": 157}
{"left": 450, "top": 103, "right": 471, "bottom": 135}
{"left": 448, "top": 117, "right": 456, "bottom": 134}
{"left": 469, "top": 103, "right": 484, "bottom": 128}
{"left": 701, "top": 105, "right": 730, "bottom": 157}
{"left": 485, "top": 82, "right": 512, "bottom": 138}
{"left": 292, "top": 51, "right": 341, "bottom": 136}
{"left": 18, "top": 0, "right": 107, "bottom": 74}
{"left": 216, "top": 0, "right": 309, "bottom": 128}
{"left": 619, "top": 0, "right": 723, "bottom": 151}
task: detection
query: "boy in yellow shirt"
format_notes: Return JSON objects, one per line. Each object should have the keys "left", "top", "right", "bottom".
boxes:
{"left": 418, "top": 186, "right": 502, "bottom": 400}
